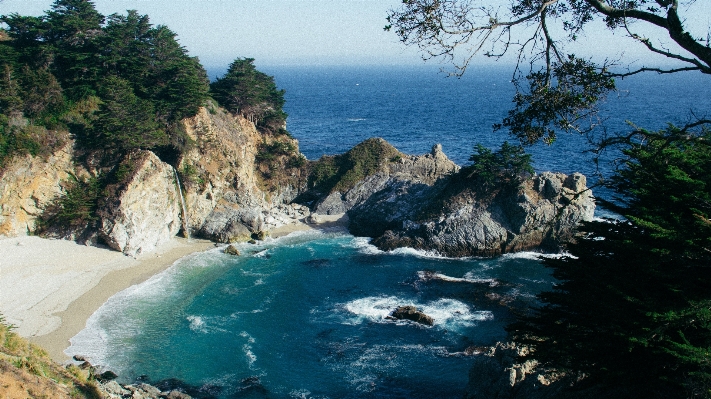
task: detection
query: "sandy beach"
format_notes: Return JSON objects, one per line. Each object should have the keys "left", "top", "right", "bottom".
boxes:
{"left": 0, "top": 215, "right": 347, "bottom": 363}
{"left": 0, "top": 235, "right": 214, "bottom": 362}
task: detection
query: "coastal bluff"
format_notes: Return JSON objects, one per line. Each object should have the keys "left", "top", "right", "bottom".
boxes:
{"left": 302, "top": 139, "right": 595, "bottom": 257}
{"left": 0, "top": 106, "right": 593, "bottom": 257}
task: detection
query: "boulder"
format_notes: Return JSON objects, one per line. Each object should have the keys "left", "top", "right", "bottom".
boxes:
{"left": 390, "top": 305, "right": 435, "bottom": 326}
{"left": 101, "top": 380, "right": 130, "bottom": 397}
{"left": 97, "top": 370, "right": 118, "bottom": 381}
{"left": 98, "top": 150, "right": 181, "bottom": 257}
{"left": 313, "top": 191, "right": 347, "bottom": 215}
{"left": 224, "top": 244, "right": 240, "bottom": 256}
{"left": 167, "top": 391, "right": 193, "bottom": 399}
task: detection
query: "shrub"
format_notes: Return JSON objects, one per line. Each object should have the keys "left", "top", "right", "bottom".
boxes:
{"left": 462, "top": 141, "right": 534, "bottom": 191}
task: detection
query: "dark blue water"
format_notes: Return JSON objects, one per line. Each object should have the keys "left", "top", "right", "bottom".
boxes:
{"left": 69, "top": 66, "right": 709, "bottom": 398}
{"left": 265, "top": 65, "right": 710, "bottom": 192}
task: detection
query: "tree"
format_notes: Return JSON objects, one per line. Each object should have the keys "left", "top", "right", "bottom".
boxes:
{"left": 464, "top": 141, "right": 534, "bottom": 190}
{"left": 44, "top": 0, "right": 105, "bottom": 99}
{"left": 210, "top": 58, "right": 287, "bottom": 133}
{"left": 509, "top": 128, "right": 711, "bottom": 397}
{"left": 89, "top": 76, "right": 167, "bottom": 152}
{"left": 387, "top": 1, "right": 711, "bottom": 396}
{"left": 386, "top": 0, "right": 710, "bottom": 144}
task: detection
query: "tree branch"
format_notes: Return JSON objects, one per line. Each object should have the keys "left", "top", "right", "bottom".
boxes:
{"left": 587, "top": 0, "right": 711, "bottom": 71}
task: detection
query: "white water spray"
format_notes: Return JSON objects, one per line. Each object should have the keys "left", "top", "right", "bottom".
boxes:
{"left": 173, "top": 167, "right": 190, "bottom": 240}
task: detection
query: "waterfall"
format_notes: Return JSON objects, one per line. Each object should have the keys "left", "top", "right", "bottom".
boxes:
{"left": 173, "top": 167, "right": 190, "bottom": 240}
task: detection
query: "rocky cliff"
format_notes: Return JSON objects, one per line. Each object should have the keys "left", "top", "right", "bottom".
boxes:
{"left": 0, "top": 140, "right": 76, "bottom": 237}
{"left": 179, "top": 105, "right": 309, "bottom": 243}
{"left": 1, "top": 105, "right": 593, "bottom": 258}
{"left": 97, "top": 150, "right": 182, "bottom": 257}
{"left": 0, "top": 106, "right": 310, "bottom": 255}
{"left": 305, "top": 140, "right": 595, "bottom": 257}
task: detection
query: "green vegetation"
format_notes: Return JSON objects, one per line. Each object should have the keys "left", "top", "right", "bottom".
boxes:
{"left": 390, "top": 1, "right": 710, "bottom": 397}
{"left": 308, "top": 138, "right": 401, "bottom": 194}
{"left": 0, "top": 0, "right": 210, "bottom": 168}
{"left": 508, "top": 128, "right": 711, "bottom": 398}
{"left": 0, "top": 315, "right": 102, "bottom": 398}
{"left": 1, "top": 0, "right": 297, "bottom": 235}
{"left": 210, "top": 57, "right": 288, "bottom": 135}
{"left": 463, "top": 141, "right": 534, "bottom": 192}
{"left": 39, "top": 174, "right": 102, "bottom": 232}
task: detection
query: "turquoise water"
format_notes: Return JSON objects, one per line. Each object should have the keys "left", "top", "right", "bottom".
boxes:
{"left": 68, "top": 230, "right": 554, "bottom": 398}
{"left": 68, "top": 66, "right": 711, "bottom": 397}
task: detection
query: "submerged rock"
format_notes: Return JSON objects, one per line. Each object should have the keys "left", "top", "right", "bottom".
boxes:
{"left": 389, "top": 305, "right": 435, "bottom": 326}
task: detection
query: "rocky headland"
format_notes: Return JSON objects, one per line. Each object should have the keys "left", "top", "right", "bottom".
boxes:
{"left": 304, "top": 138, "right": 594, "bottom": 257}
{"left": 1, "top": 106, "right": 594, "bottom": 258}
{"left": 0, "top": 105, "right": 594, "bottom": 399}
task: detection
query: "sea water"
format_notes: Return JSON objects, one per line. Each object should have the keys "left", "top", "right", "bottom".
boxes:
{"left": 68, "top": 66, "right": 711, "bottom": 398}
{"left": 69, "top": 230, "right": 555, "bottom": 398}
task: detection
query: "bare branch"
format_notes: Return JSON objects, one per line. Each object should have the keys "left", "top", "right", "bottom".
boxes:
{"left": 612, "top": 66, "right": 701, "bottom": 77}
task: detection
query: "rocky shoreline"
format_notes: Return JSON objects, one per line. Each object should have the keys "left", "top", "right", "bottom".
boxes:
{"left": 1, "top": 107, "right": 594, "bottom": 259}
{"left": 1, "top": 107, "right": 595, "bottom": 399}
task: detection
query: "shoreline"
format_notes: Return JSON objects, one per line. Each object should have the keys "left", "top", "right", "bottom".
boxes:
{"left": 0, "top": 235, "right": 214, "bottom": 363}
{"left": 0, "top": 215, "right": 347, "bottom": 363}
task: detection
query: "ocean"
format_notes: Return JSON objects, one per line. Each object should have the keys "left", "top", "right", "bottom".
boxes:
{"left": 67, "top": 65, "right": 710, "bottom": 398}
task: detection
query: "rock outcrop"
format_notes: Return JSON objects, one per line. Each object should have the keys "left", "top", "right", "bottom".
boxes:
{"left": 389, "top": 305, "right": 435, "bottom": 326}
{"left": 360, "top": 171, "right": 594, "bottom": 257}
{"left": 306, "top": 141, "right": 595, "bottom": 257}
{"left": 0, "top": 106, "right": 593, "bottom": 259}
{"left": 98, "top": 150, "right": 182, "bottom": 257}
{"left": 0, "top": 140, "right": 77, "bottom": 237}
{"left": 463, "top": 342, "right": 565, "bottom": 399}
{"left": 179, "top": 106, "right": 309, "bottom": 242}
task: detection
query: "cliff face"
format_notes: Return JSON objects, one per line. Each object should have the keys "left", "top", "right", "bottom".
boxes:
{"left": 0, "top": 106, "right": 310, "bottom": 255}
{"left": 0, "top": 105, "right": 593, "bottom": 258}
{"left": 98, "top": 150, "right": 182, "bottom": 257}
{"left": 307, "top": 142, "right": 595, "bottom": 257}
{"left": 179, "top": 106, "right": 309, "bottom": 242}
{"left": 0, "top": 141, "right": 77, "bottom": 237}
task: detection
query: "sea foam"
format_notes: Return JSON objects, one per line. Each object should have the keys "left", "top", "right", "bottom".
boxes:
{"left": 341, "top": 296, "right": 492, "bottom": 328}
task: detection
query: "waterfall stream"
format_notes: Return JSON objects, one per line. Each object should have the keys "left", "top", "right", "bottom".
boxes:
{"left": 173, "top": 167, "right": 190, "bottom": 240}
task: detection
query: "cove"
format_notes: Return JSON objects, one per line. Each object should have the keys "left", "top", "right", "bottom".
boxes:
{"left": 68, "top": 229, "right": 555, "bottom": 398}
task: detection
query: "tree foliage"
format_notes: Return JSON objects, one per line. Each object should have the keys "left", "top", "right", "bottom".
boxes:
{"left": 386, "top": 0, "right": 711, "bottom": 143}
{"left": 387, "top": 1, "right": 711, "bottom": 396}
{"left": 463, "top": 141, "right": 534, "bottom": 190}
{"left": 0, "top": 0, "right": 210, "bottom": 165}
{"left": 508, "top": 128, "right": 711, "bottom": 397}
{"left": 210, "top": 58, "right": 288, "bottom": 134}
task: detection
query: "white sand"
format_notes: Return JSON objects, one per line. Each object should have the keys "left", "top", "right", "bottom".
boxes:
{"left": 0, "top": 214, "right": 347, "bottom": 362}
{"left": 0, "top": 236, "right": 213, "bottom": 361}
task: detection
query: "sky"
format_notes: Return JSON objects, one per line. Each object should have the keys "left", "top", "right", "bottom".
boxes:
{"left": 1, "top": 0, "right": 424, "bottom": 69}
{"left": 1, "top": 0, "right": 709, "bottom": 72}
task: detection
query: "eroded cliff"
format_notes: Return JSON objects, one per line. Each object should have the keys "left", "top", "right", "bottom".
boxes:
{"left": 304, "top": 140, "right": 595, "bottom": 257}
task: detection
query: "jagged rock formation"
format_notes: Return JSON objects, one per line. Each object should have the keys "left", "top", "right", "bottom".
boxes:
{"left": 179, "top": 106, "right": 309, "bottom": 242}
{"left": 0, "top": 106, "right": 593, "bottom": 259}
{"left": 463, "top": 341, "right": 619, "bottom": 399}
{"left": 306, "top": 141, "right": 595, "bottom": 257}
{"left": 97, "top": 150, "right": 182, "bottom": 257}
{"left": 309, "top": 141, "right": 459, "bottom": 215}
{"left": 463, "top": 342, "right": 566, "bottom": 399}
{"left": 0, "top": 106, "right": 311, "bottom": 255}
{"left": 0, "top": 140, "right": 76, "bottom": 237}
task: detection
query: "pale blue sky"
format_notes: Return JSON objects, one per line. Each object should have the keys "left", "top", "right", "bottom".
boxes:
{"left": 2, "top": 0, "right": 423, "bottom": 68}
{"left": 2, "top": 0, "right": 708, "bottom": 71}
